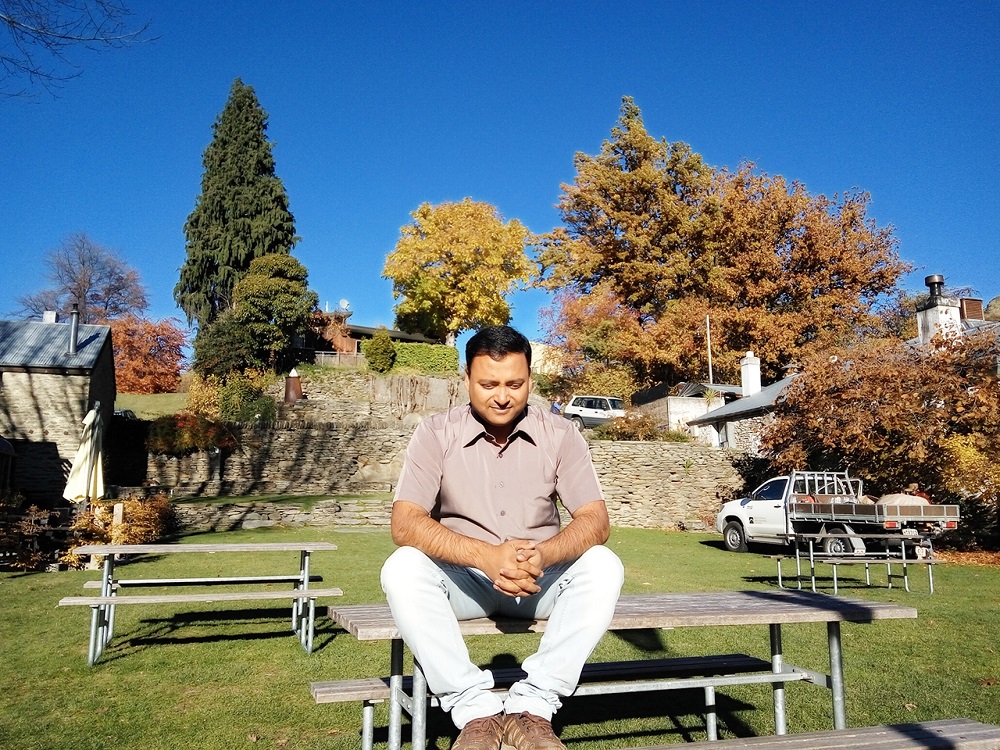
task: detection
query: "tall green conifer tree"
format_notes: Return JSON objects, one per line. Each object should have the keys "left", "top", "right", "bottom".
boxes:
{"left": 175, "top": 78, "right": 299, "bottom": 329}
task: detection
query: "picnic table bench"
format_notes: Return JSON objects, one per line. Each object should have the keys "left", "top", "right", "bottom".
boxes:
{"left": 58, "top": 542, "right": 341, "bottom": 664}
{"left": 772, "top": 533, "right": 939, "bottom": 594}
{"left": 629, "top": 718, "right": 1000, "bottom": 749}
{"left": 315, "top": 590, "right": 918, "bottom": 750}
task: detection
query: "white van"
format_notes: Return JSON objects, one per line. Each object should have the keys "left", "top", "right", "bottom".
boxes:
{"left": 562, "top": 395, "right": 626, "bottom": 430}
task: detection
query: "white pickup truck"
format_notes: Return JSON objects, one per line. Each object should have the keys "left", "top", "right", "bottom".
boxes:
{"left": 715, "top": 470, "right": 961, "bottom": 555}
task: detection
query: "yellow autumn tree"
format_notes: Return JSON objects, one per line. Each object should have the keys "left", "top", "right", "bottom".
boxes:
{"left": 383, "top": 199, "right": 536, "bottom": 346}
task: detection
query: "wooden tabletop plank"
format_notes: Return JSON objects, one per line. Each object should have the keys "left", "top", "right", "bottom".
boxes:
{"left": 328, "top": 591, "right": 918, "bottom": 641}
{"left": 73, "top": 542, "right": 338, "bottom": 555}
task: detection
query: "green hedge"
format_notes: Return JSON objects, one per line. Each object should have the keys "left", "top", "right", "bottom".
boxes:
{"left": 393, "top": 342, "right": 459, "bottom": 374}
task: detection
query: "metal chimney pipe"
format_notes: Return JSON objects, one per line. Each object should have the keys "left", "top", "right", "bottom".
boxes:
{"left": 68, "top": 304, "right": 80, "bottom": 355}
{"left": 925, "top": 274, "right": 945, "bottom": 300}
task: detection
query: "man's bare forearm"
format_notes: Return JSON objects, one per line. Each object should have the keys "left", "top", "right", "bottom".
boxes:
{"left": 391, "top": 501, "right": 492, "bottom": 568}
{"left": 392, "top": 501, "right": 541, "bottom": 596}
{"left": 535, "top": 500, "right": 610, "bottom": 567}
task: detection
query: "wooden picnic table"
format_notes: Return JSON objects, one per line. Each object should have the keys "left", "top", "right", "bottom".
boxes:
{"left": 61, "top": 542, "right": 340, "bottom": 664}
{"left": 325, "top": 590, "right": 918, "bottom": 750}
{"left": 777, "top": 533, "right": 938, "bottom": 594}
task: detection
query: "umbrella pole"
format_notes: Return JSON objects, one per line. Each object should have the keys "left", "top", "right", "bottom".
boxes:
{"left": 83, "top": 401, "right": 102, "bottom": 517}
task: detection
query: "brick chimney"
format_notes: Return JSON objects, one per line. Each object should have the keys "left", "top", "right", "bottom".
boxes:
{"left": 916, "top": 274, "right": 961, "bottom": 345}
{"left": 740, "top": 351, "right": 761, "bottom": 397}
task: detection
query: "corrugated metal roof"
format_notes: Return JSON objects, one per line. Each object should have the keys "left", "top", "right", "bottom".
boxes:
{"left": 687, "top": 375, "right": 796, "bottom": 426}
{"left": 0, "top": 319, "right": 110, "bottom": 371}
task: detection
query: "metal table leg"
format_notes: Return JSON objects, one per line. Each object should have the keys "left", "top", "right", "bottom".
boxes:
{"left": 769, "top": 623, "right": 787, "bottom": 735}
{"left": 87, "top": 604, "right": 103, "bottom": 665}
{"left": 361, "top": 700, "right": 375, "bottom": 750}
{"left": 703, "top": 685, "right": 718, "bottom": 740}
{"left": 293, "top": 550, "right": 310, "bottom": 635}
{"left": 827, "top": 621, "right": 846, "bottom": 729}
{"left": 388, "top": 638, "right": 404, "bottom": 750}
{"left": 100, "top": 555, "right": 116, "bottom": 651}
{"left": 808, "top": 541, "right": 818, "bottom": 593}
{"left": 412, "top": 659, "right": 428, "bottom": 750}
{"left": 304, "top": 596, "right": 316, "bottom": 653}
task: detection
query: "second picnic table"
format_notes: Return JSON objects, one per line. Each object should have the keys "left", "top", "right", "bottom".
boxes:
{"left": 320, "top": 589, "right": 917, "bottom": 750}
{"left": 60, "top": 541, "right": 341, "bottom": 665}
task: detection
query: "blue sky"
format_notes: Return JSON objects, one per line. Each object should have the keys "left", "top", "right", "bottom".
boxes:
{"left": 3, "top": 1, "right": 998, "bottom": 352}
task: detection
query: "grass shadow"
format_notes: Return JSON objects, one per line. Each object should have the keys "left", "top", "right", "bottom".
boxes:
{"left": 103, "top": 607, "right": 337, "bottom": 650}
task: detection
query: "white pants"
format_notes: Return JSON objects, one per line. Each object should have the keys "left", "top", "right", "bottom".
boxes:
{"left": 380, "top": 545, "right": 624, "bottom": 729}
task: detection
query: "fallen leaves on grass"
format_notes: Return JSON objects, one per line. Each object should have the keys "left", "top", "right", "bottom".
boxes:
{"left": 934, "top": 551, "right": 1000, "bottom": 567}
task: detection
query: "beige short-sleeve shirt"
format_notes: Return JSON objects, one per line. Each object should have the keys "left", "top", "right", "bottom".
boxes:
{"left": 393, "top": 404, "right": 605, "bottom": 545}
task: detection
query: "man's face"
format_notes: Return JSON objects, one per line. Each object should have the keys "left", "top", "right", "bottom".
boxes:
{"left": 465, "top": 352, "right": 532, "bottom": 433}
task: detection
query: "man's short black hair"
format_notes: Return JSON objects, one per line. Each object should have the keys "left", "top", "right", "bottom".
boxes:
{"left": 465, "top": 325, "right": 532, "bottom": 373}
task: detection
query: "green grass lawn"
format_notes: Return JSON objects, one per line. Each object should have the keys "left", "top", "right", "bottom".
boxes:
{"left": 114, "top": 392, "right": 189, "bottom": 419}
{"left": 2, "top": 526, "right": 998, "bottom": 750}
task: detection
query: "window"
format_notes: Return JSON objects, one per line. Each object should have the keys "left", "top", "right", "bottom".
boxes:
{"left": 755, "top": 479, "right": 788, "bottom": 502}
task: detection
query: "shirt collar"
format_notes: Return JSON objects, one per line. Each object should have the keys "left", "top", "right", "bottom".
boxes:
{"left": 461, "top": 405, "right": 539, "bottom": 448}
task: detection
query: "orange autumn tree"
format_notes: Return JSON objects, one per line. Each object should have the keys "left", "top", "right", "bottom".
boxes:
{"left": 761, "top": 331, "right": 1000, "bottom": 518}
{"left": 110, "top": 316, "right": 187, "bottom": 394}
{"left": 540, "top": 97, "right": 908, "bottom": 387}
{"left": 708, "top": 166, "right": 907, "bottom": 380}
{"left": 540, "top": 287, "right": 647, "bottom": 399}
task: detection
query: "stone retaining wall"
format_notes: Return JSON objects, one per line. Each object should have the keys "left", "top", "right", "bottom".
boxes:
{"left": 590, "top": 441, "right": 742, "bottom": 530}
{"left": 171, "top": 496, "right": 390, "bottom": 532}
{"left": 157, "top": 423, "right": 744, "bottom": 532}
{"left": 148, "top": 420, "right": 412, "bottom": 497}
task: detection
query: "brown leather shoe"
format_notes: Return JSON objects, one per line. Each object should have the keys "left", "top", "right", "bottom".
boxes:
{"left": 502, "top": 712, "right": 567, "bottom": 750}
{"left": 452, "top": 713, "right": 505, "bottom": 750}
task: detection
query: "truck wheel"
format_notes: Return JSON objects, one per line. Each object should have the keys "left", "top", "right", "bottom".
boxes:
{"left": 823, "top": 531, "right": 849, "bottom": 555}
{"left": 723, "top": 522, "right": 748, "bottom": 553}
{"left": 570, "top": 416, "right": 585, "bottom": 431}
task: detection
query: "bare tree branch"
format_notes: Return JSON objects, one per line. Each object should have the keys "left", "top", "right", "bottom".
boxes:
{"left": 1, "top": 0, "right": 153, "bottom": 96}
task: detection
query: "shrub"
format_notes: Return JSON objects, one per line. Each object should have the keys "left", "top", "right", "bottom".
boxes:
{"left": 0, "top": 499, "right": 53, "bottom": 571}
{"left": 218, "top": 370, "right": 276, "bottom": 423}
{"left": 147, "top": 413, "right": 235, "bottom": 455}
{"left": 362, "top": 328, "right": 397, "bottom": 373}
{"left": 592, "top": 413, "right": 692, "bottom": 442}
{"left": 186, "top": 373, "right": 222, "bottom": 420}
{"left": 62, "top": 494, "right": 176, "bottom": 568}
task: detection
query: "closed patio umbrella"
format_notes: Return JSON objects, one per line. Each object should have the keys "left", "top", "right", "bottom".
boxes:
{"left": 63, "top": 402, "right": 104, "bottom": 509}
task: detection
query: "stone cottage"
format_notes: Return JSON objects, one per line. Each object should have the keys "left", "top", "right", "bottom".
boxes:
{"left": 0, "top": 309, "right": 114, "bottom": 504}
